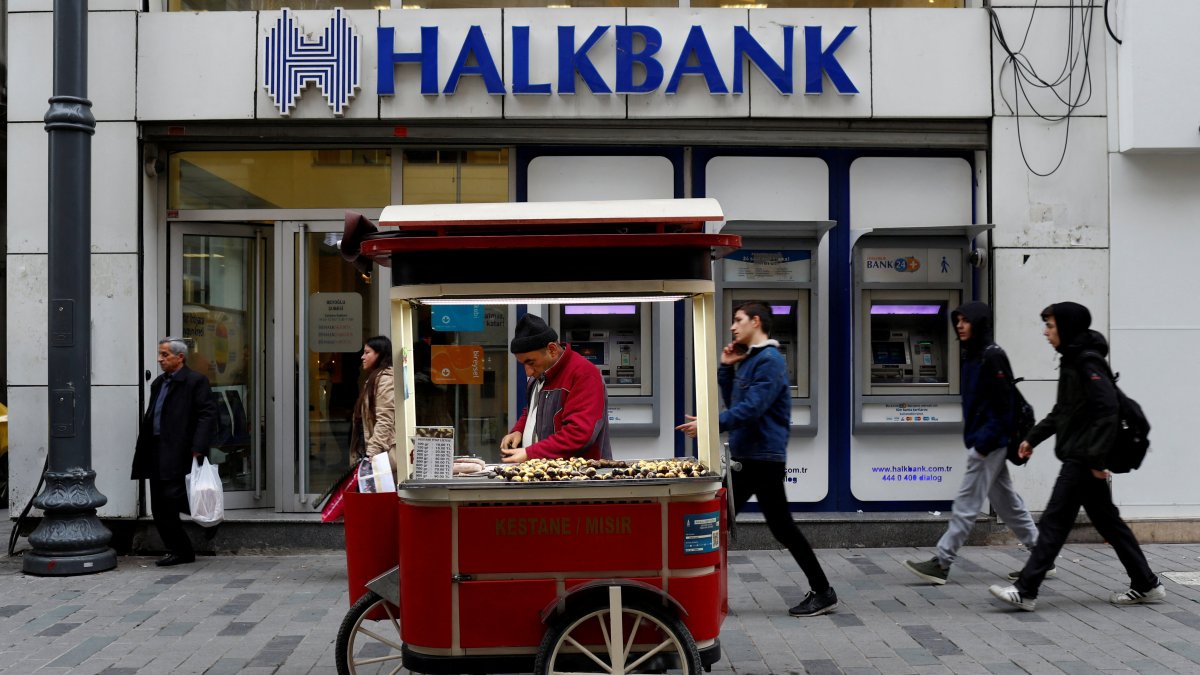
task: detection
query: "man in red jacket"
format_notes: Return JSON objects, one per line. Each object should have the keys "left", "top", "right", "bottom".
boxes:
{"left": 500, "top": 314, "right": 612, "bottom": 462}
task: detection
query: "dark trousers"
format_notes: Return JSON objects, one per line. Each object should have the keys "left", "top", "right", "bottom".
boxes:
{"left": 732, "top": 458, "right": 830, "bottom": 593}
{"left": 149, "top": 473, "right": 194, "bottom": 558}
{"left": 1016, "top": 461, "right": 1156, "bottom": 599}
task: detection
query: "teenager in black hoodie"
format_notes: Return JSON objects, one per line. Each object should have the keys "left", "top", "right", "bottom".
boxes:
{"left": 903, "top": 301, "right": 1040, "bottom": 585}
{"left": 989, "top": 302, "right": 1165, "bottom": 611}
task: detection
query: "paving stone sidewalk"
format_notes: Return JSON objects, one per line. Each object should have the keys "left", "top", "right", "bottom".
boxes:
{"left": 1, "top": 543, "right": 1198, "bottom": 674}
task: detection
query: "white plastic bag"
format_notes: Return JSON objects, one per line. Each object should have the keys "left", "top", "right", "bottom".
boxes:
{"left": 187, "top": 457, "right": 224, "bottom": 527}
{"left": 356, "top": 454, "right": 397, "bottom": 494}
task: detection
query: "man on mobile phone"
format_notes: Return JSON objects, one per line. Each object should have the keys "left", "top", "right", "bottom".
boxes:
{"left": 676, "top": 301, "right": 837, "bottom": 617}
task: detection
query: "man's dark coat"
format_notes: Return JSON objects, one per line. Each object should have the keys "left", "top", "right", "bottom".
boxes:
{"left": 132, "top": 364, "right": 217, "bottom": 481}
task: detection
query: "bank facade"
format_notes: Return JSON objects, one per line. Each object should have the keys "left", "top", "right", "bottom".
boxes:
{"left": 6, "top": 1, "right": 1200, "bottom": 528}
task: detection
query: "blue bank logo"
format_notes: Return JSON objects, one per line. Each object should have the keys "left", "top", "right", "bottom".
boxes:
{"left": 263, "top": 8, "right": 362, "bottom": 116}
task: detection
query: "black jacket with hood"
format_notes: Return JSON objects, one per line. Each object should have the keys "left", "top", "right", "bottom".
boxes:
{"left": 952, "top": 301, "right": 1015, "bottom": 455}
{"left": 1025, "top": 302, "right": 1119, "bottom": 471}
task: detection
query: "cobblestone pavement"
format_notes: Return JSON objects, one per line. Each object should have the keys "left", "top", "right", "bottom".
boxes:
{"left": 1, "top": 543, "right": 1198, "bottom": 674}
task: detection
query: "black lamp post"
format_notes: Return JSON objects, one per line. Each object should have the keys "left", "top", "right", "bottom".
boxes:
{"left": 23, "top": 0, "right": 118, "bottom": 576}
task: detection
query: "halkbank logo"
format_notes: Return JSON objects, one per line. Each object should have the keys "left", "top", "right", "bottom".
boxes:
{"left": 261, "top": 8, "right": 860, "bottom": 112}
{"left": 263, "top": 8, "right": 362, "bottom": 116}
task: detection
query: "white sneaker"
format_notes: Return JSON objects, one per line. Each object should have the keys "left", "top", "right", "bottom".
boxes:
{"left": 1110, "top": 583, "right": 1167, "bottom": 605}
{"left": 989, "top": 584, "right": 1037, "bottom": 611}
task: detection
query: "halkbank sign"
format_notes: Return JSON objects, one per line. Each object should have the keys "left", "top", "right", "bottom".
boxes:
{"left": 264, "top": 8, "right": 862, "bottom": 116}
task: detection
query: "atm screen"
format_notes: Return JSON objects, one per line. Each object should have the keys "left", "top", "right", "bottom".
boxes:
{"left": 872, "top": 341, "right": 908, "bottom": 366}
{"left": 574, "top": 341, "right": 607, "bottom": 366}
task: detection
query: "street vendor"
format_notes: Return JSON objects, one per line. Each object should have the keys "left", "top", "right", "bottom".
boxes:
{"left": 499, "top": 313, "right": 613, "bottom": 463}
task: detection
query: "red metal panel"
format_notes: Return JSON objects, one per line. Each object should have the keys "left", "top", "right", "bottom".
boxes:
{"left": 667, "top": 571, "right": 723, "bottom": 643}
{"left": 458, "top": 579, "right": 557, "bottom": 649}
{"left": 666, "top": 496, "right": 725, "bottom": 571}
{"left": 343, "top": 492, "right": 400, "bottom": 607}
{"left": 458, "top": 503, "right": 662, "bottom": 574}
{"left": 399, "top": 501, "right": 453, "bottom": 649}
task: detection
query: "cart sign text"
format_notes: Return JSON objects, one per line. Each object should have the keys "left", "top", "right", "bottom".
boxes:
{"left": 495, "top": 515, "right": 632, "bottom": 537}
{"left": 378, "top": 24, "right": 858, "bottom": 97}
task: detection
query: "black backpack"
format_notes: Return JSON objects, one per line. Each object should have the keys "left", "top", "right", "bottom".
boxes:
{"left": 1080, "top": 352, "right": 1151, "bottom": 473}
{"left": 985, "top": 345, "right": 1036, "bottom": 466}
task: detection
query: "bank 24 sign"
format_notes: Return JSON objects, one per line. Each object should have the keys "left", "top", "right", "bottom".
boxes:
{"left": 263, "top": 8, "right": 861, "bottom": 115}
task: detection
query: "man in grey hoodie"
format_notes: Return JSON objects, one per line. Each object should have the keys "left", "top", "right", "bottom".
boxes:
{"left": 903, "top": 301, "right": 1041, "bottom": 585}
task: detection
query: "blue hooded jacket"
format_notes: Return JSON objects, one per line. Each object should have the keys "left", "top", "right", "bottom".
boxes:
{"left": 717, "top": 340, "right": 791, "bottom": 461}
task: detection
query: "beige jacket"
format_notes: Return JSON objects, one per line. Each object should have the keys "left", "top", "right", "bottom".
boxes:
{"left": 358, "top": 366, "right": 396, "bottom": 461}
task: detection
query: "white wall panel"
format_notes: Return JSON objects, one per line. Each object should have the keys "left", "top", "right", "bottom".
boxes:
{"left": 747, "top": 9, "right": 870, "bottom": 119}
{"left": 527, "top": 156, "right": 674, "bottom": 202}
{"left": 626, "top": 9, "right": 748, "bottom": 120}
{"left": 849, "top": 434, "right": 964, "bottom": 502}
{"left": 503, "top": 8, "right": 626, "bottom": 120}
{"left": 1105, "top": 328, "right": 1199, "bottom": 514}
{"left": 7, "top": 255, "right": 48, "bottom": 386}
{"left": 990, "top": 117, "right": 1108, "bottom": 248}
{"left": 1110, "top": 155, "right": 1200, "bottom": 328}
{"left": 990, "top": 6, "right": 1106, "bottom": 118}
{"left": 703, "top": 156, "right": 829, "bottom": 221}
{"left": 137, "top": 12, "right": 257, "bottom": 120}
{"left": 849, "top": 157, "right": 973, "bottom": 228}
{"left": 379, "top": 10, "right": 504, "bottom": 120}
{"left": 872, "top": 9, "right": 991, "bottom": 118}
{"left": 992, "top": 247, "right": 1108, "bottom": 383}
{"left": 92, "top": 123, "right": 140, "bottom": 254}
{"left": 8, "top": 11, "right": 137, "bottom": 122}
{"left": 92, "top": 255, "right": 142, "bottom": 387}
{"left": 6, "top": 387, "right": 47, "bottom": 514}
{"left": 7, "top": 123, "right": 49, "bottom": 254}
{"left": 92, "top": 386, "right": 142, "bottom": 517}
{"left": 8, "top": 123, "right": 139, "bottom": 255}
{"left": 1116, "top": 1, "right": 1200, "bottom": 151}
{"left": 702, "top": 156, "right": 832, "bottom": 502}
{"left": 256, "top": 9, "right": 380, "bottom": 121}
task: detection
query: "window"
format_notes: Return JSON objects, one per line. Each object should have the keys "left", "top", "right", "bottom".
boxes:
{"left": 402, "top": 149, "right": 509, "bottom": 205}
{"left": 169, "top": 149, "right": 391, "bottom": 210}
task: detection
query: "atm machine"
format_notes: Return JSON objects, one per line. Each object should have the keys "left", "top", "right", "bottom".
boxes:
{"left": 715, "top": 221, "right": 835, "bottom": 436}
{"left": 550, "top": 302, "right": 656, "bottom": 435}
{"left": 852, "top": 226, "right": 992, "bottom": 431}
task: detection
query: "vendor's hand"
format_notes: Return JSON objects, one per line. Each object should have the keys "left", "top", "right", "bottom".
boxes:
{"left": 675, "top": 415, "right": 698, "bottom": 438}
{"left": 1018, "top": 441, "right": 1033, "bottom": 460}
{"left": 500, "top": 431, "right": 522, "bottom": 450}
{"left": 501, "top": 447, "right": 528, "bottom": 464}
{"left": 720, "top": 342, "right": 748, "bottom": 366}
{"left": 1092, "top": 468, "right": 1111, "bottom": 480}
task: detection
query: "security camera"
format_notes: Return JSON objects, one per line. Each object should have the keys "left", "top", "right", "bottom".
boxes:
{"left": 968, "top": 248, "right": 987, "bottom": 269}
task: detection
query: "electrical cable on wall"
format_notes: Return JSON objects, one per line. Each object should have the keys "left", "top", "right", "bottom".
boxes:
{"left": 987, "top": 0, "right": 1099, "bottom": 177}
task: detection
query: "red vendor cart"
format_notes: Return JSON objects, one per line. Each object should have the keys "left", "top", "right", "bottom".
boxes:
{"left": 335, "top": 198, "right": 740, "bottom": 675}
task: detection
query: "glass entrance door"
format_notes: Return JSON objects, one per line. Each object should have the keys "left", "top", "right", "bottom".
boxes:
{"left": 278, "top": 222, "right": 377, "bottom": 510}
{"left": 169, "top": 223, "right": 272, "bottom": 510}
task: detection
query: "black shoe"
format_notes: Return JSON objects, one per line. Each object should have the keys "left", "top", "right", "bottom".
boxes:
{"left": 789, "top": 588, "right": 838, "bottom": 617}
{"left": 155, "top": 553, "right": 195, "bottom": 567}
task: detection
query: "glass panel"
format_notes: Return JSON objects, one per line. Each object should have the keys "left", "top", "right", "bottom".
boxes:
{"left": 403, "top": 149, "right": 510, "bottom": 205}
{"left": 459, "top": 149, "right": 510, "bottom": 204}
{"left": 181, "top": 235, "right": 260, "bottom": 493}
{"left": 300, "top": 232, "right": 377, "bottom": 496}
{"left": 169, "top": 150, "right": 391, "bottom": 210}
{"left": 412, "top": 305, "right": 510, "bottom": 462}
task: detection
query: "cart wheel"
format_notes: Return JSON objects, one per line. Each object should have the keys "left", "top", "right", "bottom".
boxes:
{"left": 534, "top": 586, "right": 701, "bottom": 675}
{"left": 335, "top": 591, "right": 404, "bottom": 675}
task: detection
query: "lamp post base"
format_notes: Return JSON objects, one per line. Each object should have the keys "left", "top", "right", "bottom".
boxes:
{"left": 23, "top": 547, "right": 117, "bottom": 577}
